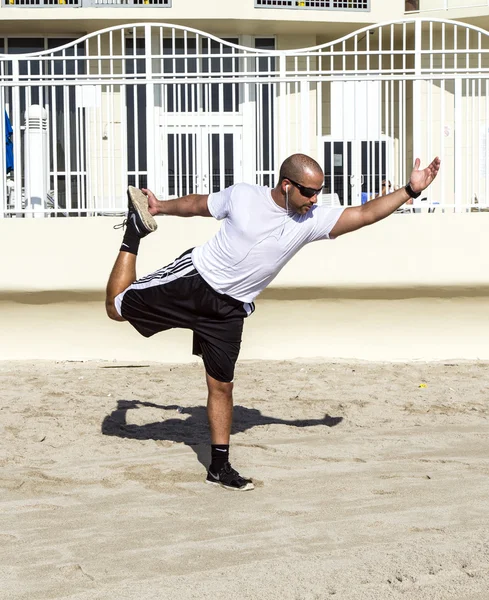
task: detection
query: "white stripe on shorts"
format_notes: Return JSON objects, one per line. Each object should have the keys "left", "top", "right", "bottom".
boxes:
{"left": 114, "top": 253, "right": 195, "bottom": 318}
{"left": 243, "top": 302, "right": 255, "bottom": 317}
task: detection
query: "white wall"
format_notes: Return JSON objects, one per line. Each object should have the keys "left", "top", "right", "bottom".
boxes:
{"left": 1, "top": 213, "right": 489, "bottom": 293}
{"left": 2, "top": 213, "right": 489, "bottom": 363}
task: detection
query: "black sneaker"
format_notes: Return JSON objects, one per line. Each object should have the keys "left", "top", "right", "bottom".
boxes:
{"left": 206, "top": 462, "right": 255, "bottom": 491}
{"left": 115, "top": 186, "right": 158, "bottom": 238}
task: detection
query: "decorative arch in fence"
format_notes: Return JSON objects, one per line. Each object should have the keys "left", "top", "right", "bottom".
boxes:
{"left": 1, "top": 18, "right": 489, "bottom": 217}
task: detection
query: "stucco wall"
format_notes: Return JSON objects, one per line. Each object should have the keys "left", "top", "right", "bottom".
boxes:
{"left": 1, "top": 213, "right": 489, "bottom": 293}
{"left": 2, "top": 213, "right": 489, "bottom": 363}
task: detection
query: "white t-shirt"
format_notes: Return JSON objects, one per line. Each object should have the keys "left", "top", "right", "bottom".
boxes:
{"left": 191, "top": 183, "right": 345, "bottom": 303}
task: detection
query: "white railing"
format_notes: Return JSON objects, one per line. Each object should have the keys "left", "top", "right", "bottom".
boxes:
{"left": 86, "top": 0, "right": 171, "bottom": 5}
{"left": 2, "top": 0, "right": 171, "bottom": 6}
{"left": 254, "top": 0, "right": 370, "bottom": 9}
{"left": 1, "top": 19, "right": 489, "bottom": 217}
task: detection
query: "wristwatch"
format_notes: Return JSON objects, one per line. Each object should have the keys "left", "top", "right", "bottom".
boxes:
{"left": 405, "top": 182, "right": 421, "bottom": 199}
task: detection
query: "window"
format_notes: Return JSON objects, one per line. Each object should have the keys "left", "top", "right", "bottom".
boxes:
{"left": 405, "top": 0, "right": 419, "bottom": 11}
{"left": 3, "top": 0, "right": 80, "bottom": 6}
{"left": 163, "top": 37, "right": 240, "bottom": 113}
{"left": 255, "top": 0, "right": 369, "bottom": 9}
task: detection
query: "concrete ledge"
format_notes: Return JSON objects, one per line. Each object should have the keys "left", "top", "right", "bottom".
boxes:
{"left": 1, "top": 213, "right": 489, "bottom": 293}
{"left": 2, "top": 213, "right": 489, "bottom": 362}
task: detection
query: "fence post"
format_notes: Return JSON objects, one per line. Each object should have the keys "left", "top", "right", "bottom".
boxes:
{"left": 413, "top": 20, "right": 422, "bottom": 168}
{"left": 279, "top": 53, "right": 287, "bottom": 165}
{"left": 301, "top": 79, "right": 310, "bottom": 156}
{"left": 454, "top": 78, "right": 463, "bottom": 212}
{"left": 145, "top": 24, "right": 156, "bottom": 191}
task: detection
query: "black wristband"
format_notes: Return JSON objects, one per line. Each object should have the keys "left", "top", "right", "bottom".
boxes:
{"left": 405, "top": 182, "right": 421, "bottom": 199}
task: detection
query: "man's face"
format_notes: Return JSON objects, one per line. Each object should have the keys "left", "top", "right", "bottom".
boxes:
{"left": 283, "top": 169, "right": 325, "bottom": 215}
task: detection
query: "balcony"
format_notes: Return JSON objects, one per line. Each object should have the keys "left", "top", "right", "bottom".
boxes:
{"left": 254, "top": 0, "right": 369, "bottom": 10}
{"left": 3, "top": 0, "right": 171, "bottom": 6}
{"left": 406, "top": 0, "right": 489, "bottom": 11}
{"left": 3, "top": 0, "right": 79, "bottom": 5}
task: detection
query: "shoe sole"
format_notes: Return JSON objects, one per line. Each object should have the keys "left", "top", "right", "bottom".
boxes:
{"left": 127, "top": 186, "right": 158, "bottom": 233}
{"left": 205, "top": 479, "right": 255, "bottom": 491}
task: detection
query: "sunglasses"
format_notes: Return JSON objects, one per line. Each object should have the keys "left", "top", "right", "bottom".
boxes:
{"left": 285, "top": 177, "right": 324, "bottom": 199}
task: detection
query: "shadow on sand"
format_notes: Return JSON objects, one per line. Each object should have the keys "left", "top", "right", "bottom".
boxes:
{"left": 102, "top": 400, "right": 343, "bottom": 470}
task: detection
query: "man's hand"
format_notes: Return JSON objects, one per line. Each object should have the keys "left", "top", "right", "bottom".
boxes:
{"left": 141, "top": 188, "right": 160, "bottom": 216}
{"left": 409, "top": 156, "right": 441, "bottom": 193}
{"left": 329, "top": 156, "right": 442, "bottom": 237}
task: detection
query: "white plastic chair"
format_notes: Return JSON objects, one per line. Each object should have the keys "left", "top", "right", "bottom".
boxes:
{"left": 320, "top": 193, "right": 341, "bottom": 208}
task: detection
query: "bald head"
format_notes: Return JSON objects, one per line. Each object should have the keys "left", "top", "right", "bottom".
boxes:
{"left": 278, "top": 154, "right": 323, "bottom": 184}
{"left": 271, "top": 153, "right": 325, "bottom": 214}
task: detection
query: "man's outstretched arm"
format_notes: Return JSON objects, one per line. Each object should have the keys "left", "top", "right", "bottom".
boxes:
{"left": 142, "top": 188, "right": 211, "bottom": 218}
{"left": 329, "top": 157, "right": 441, "bottom": 238}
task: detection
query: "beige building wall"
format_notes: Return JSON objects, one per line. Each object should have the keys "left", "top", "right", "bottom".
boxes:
{"left": 0, "top": 1, "right": 405, "bottom": 37}
{"left": 2, "top": 1, "right": 489, "bottom": 39}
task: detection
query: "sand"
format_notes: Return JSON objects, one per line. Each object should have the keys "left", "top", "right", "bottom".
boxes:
{"left": 1, "top": 358, "right": 489, "bottom": 600}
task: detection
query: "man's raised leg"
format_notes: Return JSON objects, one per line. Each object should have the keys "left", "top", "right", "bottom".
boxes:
{"left": 105, "top": 186, "right": 158, "bottom": 322}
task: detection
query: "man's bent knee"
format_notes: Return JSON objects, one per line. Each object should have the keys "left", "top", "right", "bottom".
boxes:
{"left": 105, "top": 298, "right": 125, "bottom": 322}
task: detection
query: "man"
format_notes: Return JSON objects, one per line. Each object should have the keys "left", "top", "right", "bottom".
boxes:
{"left": 376, "top": 179, "right": 393, "bottom": 198}
{"left": 106, "top": 153, "right": 440, "bottom": 491}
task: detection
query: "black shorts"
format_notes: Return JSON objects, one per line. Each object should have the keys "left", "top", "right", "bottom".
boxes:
{"left": 115, "top": 249, "right": 255, "bottom": 383}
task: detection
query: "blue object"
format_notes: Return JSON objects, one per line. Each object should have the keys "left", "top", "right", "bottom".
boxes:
{"left": 361, "top": 192, "right": 369, "bottom": 205}
{"left": 5, "top": 111, "right": 13, "bottom": 173}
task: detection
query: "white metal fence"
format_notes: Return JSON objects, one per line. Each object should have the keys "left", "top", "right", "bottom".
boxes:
{"left": 1, "top": 18, "right": 489, "bottom": 217}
